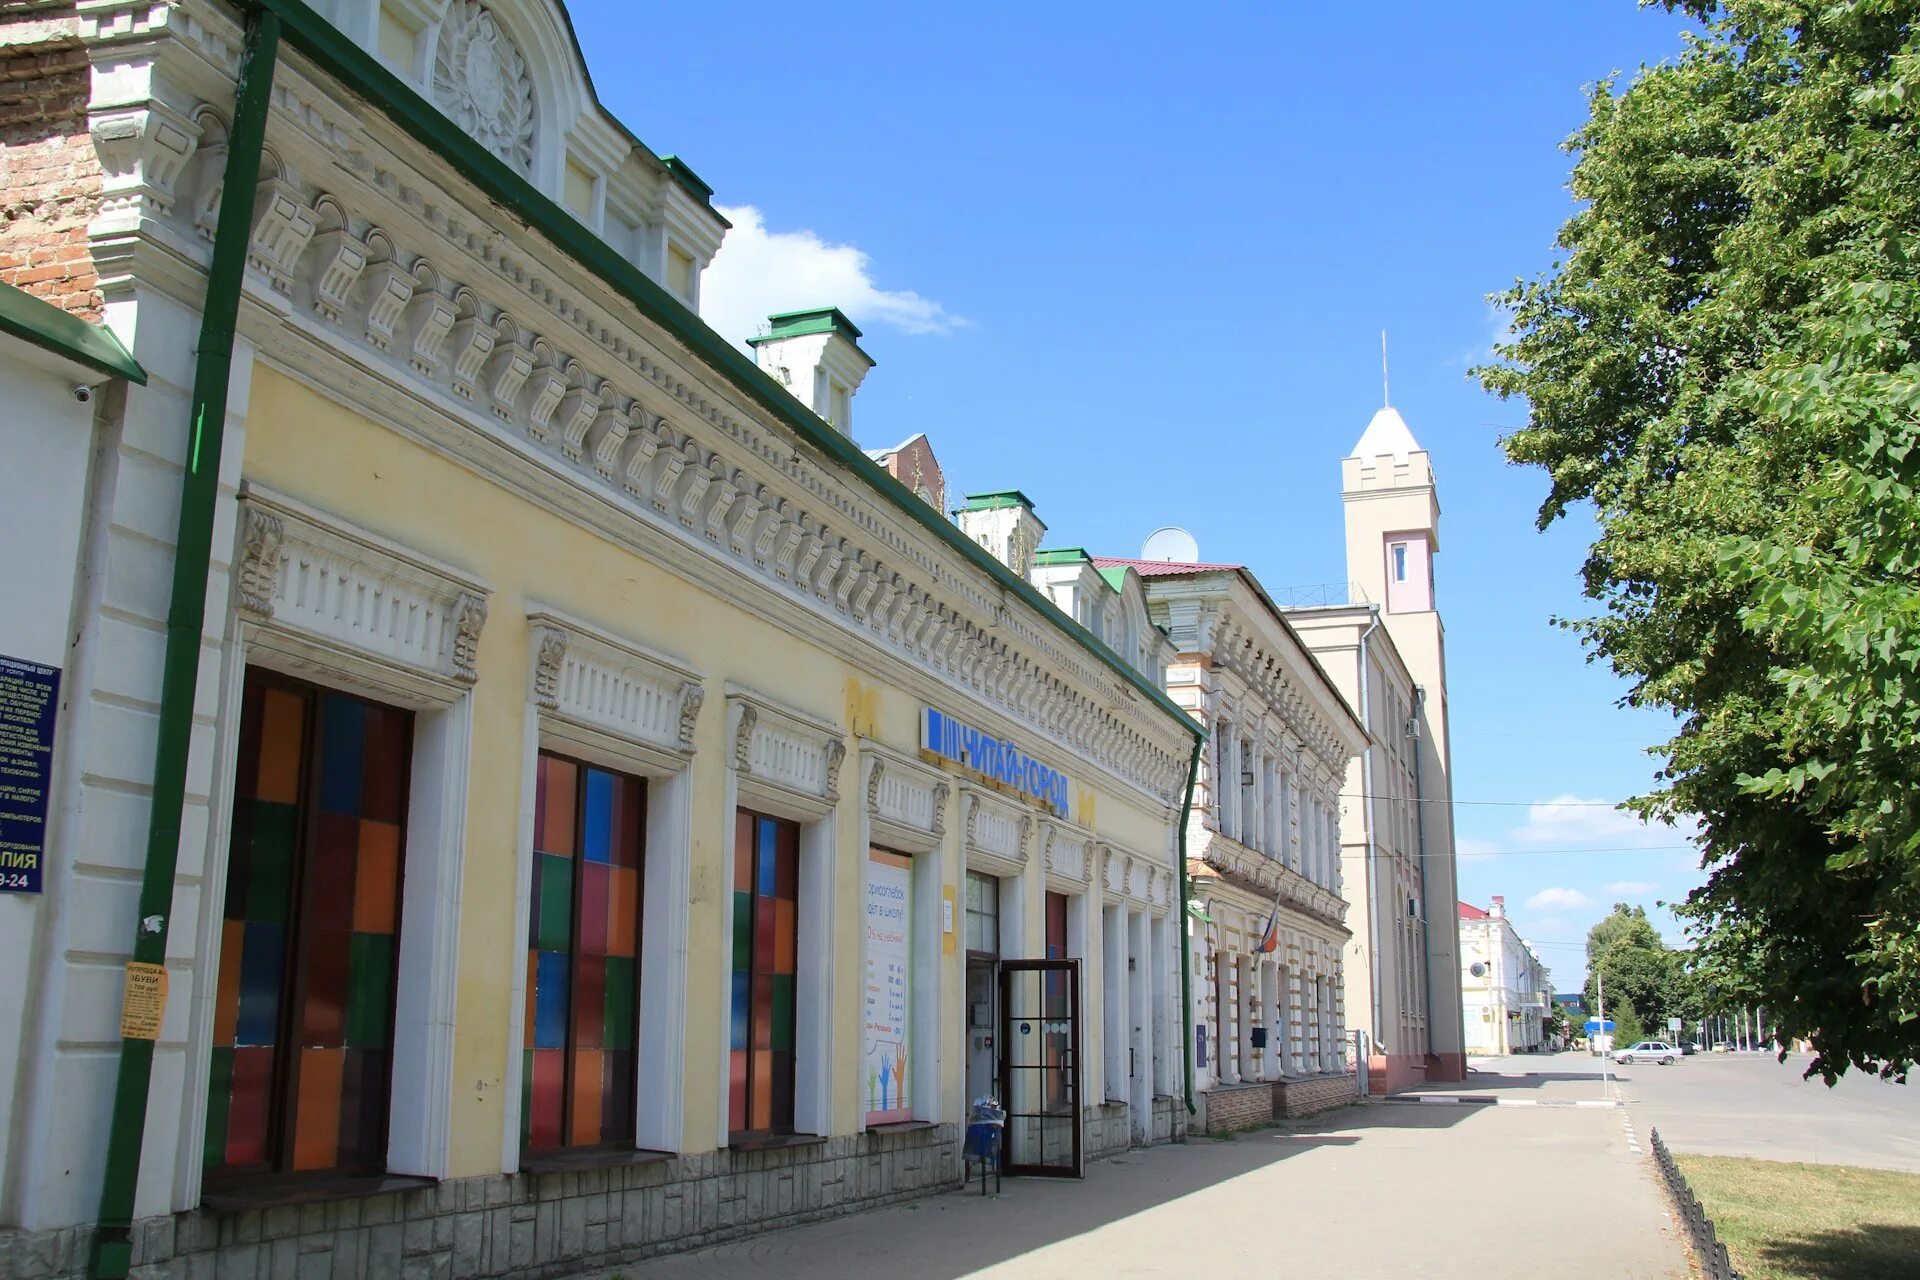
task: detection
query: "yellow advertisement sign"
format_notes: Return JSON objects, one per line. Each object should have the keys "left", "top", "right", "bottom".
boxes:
{"left": 119, "top": 961, "right": 168, "bottom": 1041}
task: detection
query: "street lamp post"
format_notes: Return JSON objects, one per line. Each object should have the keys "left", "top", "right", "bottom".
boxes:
{"left": 1596, "top": 967, "right": 1610, "bottom": 1096}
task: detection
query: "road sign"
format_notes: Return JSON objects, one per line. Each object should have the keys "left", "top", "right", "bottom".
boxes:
{"left": 1585, "top": 1019, "right": 1616, "bottom": 1032}
{"left": 1668, "top": 1017, "right": 1683, "bottom": 1034}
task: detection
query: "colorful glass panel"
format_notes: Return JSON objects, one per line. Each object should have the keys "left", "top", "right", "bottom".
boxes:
{"left": 202, "top": 672, "right": 411, "bottom": 1181}
{"left": 1043, "top": 892, "right": 1071, "bottom": 1110}
{"left": 729, "top": 809, "right": 801, "bottom": 1137}
{"left": 520, "top": 754, "right": 646, "bottom": 1153}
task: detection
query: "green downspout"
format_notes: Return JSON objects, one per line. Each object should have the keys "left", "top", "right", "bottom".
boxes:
{"left": 88, "top": 11, "right": 281, "bottom": 1279}
{"left": 1177, "top": 735, "right": 1202, "bottom": 1118}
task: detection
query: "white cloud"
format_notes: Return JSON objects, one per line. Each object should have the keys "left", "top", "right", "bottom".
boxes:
{"left": 700, "top": 205, "right": 965, "bottom": 349}
{"left": 1459, "top": 301, "right": 1518, "bottom": 368}
{"left": 1525, "top": 887, "right": 1592, "bottom": 912}
{"left": 1604, "top": 880, "right": 1657, "bottom": 898}
{"left": 1508, "top": 795, "right": 1698, "bottom": 850}
{"left": 1456, "top": 835, "right": 1500, "bottom": 864}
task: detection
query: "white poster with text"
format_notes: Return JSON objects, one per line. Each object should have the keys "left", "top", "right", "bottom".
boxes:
{"left": 863, "top": 849, "right": 913, "bottom": 1124}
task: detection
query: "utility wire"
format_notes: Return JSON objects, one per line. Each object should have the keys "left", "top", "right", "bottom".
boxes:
{"left": 1336, "top": 793, "right": 1660, "bottom": 808}
{"left": 1455, "top": 844, "right": 1695, "bottom": 858}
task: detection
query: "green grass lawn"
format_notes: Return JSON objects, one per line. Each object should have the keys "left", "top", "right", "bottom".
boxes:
{"left": 1672, "top": 1154, "right": 1920, "bottom": 1280}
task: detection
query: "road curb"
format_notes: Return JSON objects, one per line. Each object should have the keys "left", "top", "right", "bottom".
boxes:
{"left": 1385, "top": 1096, "right": 1622, "bottom": 1108}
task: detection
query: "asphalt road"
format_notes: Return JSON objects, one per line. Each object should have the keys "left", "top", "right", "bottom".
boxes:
{"left": 1469, "top": 1050, "right": 1920, "bottom": 1173}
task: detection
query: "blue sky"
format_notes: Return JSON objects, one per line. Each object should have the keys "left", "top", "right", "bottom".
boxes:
{"left": 569, "top": 0, "right": 1706, "bottom": 984}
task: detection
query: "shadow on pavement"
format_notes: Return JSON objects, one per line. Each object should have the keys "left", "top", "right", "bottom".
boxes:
{"left": 1751, "top": 1222, "right": 1920, "bottom": 1280}
{"left": 1455, "top": 1068, "right": 1609, "bottom": 1088}
{"left": 616, "top": 1103, "right": 1493, "bottom": 1278}
{"left": 1290, "top": 1100, "right": 1483, "bottom": 1130}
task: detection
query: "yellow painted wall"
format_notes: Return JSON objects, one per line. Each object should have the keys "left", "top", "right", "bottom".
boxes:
{"left": 242, "top": 365, "right": 1179, "bottom": 1177}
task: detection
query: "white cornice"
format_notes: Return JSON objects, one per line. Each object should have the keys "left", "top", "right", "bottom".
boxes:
{"left": 1191, "top": 826, "right": 1350, "bottom": 932}
{"left": 1152, "top": 586, "right": 1361, "bottom": 777}
{"left": 86, "top": 4, "right": 1195, "bottom": 812}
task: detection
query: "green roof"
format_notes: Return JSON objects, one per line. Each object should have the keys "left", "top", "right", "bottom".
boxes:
{"left": 1032, "top": 547, "right": 1093, "bottom": 567}
{"left": 657, "top": 154, "right": 729, "bottom": 227}
{"left": 959, "top": 490, "right": 1039, "bottom": 513}
{"left": 257, "top": 0, "right": 1199, "bottom": 744}
{"left": 0, "top": 282, "right": 145, "bottom": 384}
{"left": 1097, "top": 566, "right": 1131, "bottom": 594}
{"left": 748, "top": 306, "right": 864, "bottom": 342}
{"left": 745, "top": 308, "right": 875, "bottom": 368}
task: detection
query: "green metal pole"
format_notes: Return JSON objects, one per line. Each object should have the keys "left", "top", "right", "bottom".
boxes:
{"left": 1177, "top": 735, "right": 1201, "bottom": 1117}
{"left": 88, "top": 10, "right": 280, "bottom": 1278}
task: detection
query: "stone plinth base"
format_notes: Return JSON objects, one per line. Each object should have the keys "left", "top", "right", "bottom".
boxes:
{"left": 1367, "top": 1053, "right": 1430, "bottom": 1095}
{"left": 1274, "top": 1073, "right": 1357, "bottom": 1118}
{"left": 1197, "top": 1081, "right": 1275, "bottom": 1134}
{"left": 1, "top": 1124, "right": 961, "bottom": 1280}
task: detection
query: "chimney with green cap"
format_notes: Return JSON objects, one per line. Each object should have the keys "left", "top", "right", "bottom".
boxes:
{"left": 747, "top": 307, "right": 875, "bottom": 437}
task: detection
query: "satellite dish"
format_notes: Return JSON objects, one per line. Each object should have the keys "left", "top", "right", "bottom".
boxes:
{"left": 1470, "top": 962, "right": 1488, "bottom": 978}
{"left": 1140, "top": 526, "right": 1199, "bottom": 563}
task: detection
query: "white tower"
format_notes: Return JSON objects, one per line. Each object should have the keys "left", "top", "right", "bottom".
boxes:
{"left": 1341, "top": 401, "right": 1467, "bottom": 1078}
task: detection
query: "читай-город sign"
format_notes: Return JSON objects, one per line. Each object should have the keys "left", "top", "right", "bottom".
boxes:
{"left": 0, "top": 653, "right": 61, "bottom": 894}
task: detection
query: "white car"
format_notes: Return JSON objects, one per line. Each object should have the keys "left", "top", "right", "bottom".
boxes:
{"left": 1612, "top": 1040, "right": 1679, "bottom": 1065}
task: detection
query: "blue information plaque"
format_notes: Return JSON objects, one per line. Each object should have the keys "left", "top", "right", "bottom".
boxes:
{"left": 0, "top": 653, "right": 61, "bottom": 894}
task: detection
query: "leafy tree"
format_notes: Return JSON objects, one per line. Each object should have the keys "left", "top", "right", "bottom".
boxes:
{"left": 1609, "top": 1002, "right": 1647, "bottom": 1051}
{"left": 1478, "top": 1, "right": 1920, "bottom": 1082}
{"left": 1585, "top": 904, "right": 1684, "bottom": 1032}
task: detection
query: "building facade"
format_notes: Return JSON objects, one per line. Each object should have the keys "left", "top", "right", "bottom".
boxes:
{"left": 1293, "top": 404, "right": 1467, "bottom": 1086}
{"left": 0, "top": 4, "right": 1200, "bottom": 1277}
{"left": 0, "top": 282, "right": 151, "bottom": 1250}
{"left": 1092, "top": 559, "right": 1367, "bottom": 1131}
{"left": 1458, "top": 899, "right": 1551, "bottom": 1056}
{"left": 1286, "top": 602, "right": 1441, "bottom": 1093}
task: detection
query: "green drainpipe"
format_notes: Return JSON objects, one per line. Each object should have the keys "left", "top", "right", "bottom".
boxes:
{"left": 1177, "top": 735, "right": 1202, "bottom": 1117}
{"left": 89, "top": 10, "right": 281, "bottom": 1278}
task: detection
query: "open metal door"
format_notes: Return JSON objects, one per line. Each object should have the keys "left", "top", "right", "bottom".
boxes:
{"left": 999, "top": 958, "right": 1082, "bottom": 1177}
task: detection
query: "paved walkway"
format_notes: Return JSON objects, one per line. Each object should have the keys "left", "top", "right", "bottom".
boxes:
{"left": 585, "top": 1097, "right": 1686, "bottom": 1279}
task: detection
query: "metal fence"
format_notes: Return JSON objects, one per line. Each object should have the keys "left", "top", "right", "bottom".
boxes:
{"left": 1266, "top": 582, "right": 1369, "bottom": 609}
{"left": 1648, "top": 1127, "right": 1741, "bottom": 1280}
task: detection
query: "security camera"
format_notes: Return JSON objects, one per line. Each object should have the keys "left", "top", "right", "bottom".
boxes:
{"left": 71, "top": 383, "right": 93, "bottom": 404}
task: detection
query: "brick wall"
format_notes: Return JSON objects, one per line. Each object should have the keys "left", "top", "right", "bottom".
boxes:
{"left": 1, "top": 7, "right": 103, "bottom": 318}
{"left": 1200, "top": 1081, "right": 1273, "bottom": 1134}
{"left": 1274, "top": 1073, "right": 1356, "bottom": 1118}
{"left": 0, "top": 1124, "right": 964, "bottom": 1280}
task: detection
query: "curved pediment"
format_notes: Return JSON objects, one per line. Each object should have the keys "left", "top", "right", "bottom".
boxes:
{"left": 311, "top": 0, "right": 727, "bottom": 304}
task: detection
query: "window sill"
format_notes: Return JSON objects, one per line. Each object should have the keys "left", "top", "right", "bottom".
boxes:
{"left": 864, "top": 1120, "right": 938, "bottom": 1135}
{"left": 518, "top": 1146, "right": 675, "bottom": 1176}
{"left": 727, "top": 1132, "right": 829, "bottom": 1153}
{"left": 202, "top": 1171, "right": 436, "bottom": 1213}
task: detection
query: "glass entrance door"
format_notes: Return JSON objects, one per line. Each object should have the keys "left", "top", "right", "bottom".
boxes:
{"left": 999, "top": 959, "right": 1082, "bottom": 1177}
{"left": 965, "top": 958, "right": 997, "bottom": 1106}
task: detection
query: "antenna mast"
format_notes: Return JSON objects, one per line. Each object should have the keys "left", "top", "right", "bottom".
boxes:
{"left": 1381, "top": 329, "right": 1390, "bottom": 408}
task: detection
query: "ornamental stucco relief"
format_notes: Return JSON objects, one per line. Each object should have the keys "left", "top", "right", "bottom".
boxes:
{"left": 432, "top": 1, "right": 536, "bottom": 175}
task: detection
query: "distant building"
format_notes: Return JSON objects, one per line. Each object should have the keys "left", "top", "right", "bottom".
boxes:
{"left": 1089, "top": 555, "right": 1368, "bottom": 1129}
{"left": 1459, "top": 898, "right": 1552, "bottom": 1054}
{"left": 865, "top": 431, "right": 947, "bottom": 515}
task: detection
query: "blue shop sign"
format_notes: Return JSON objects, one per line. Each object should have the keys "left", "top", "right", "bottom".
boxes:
{"left": 0, "top": 653, "right": 61, "bottom": 894}
{"left": 921, "top": 707, "right": 1070, "bottom": 815}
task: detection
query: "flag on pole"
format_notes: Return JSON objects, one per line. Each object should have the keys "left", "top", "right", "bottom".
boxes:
{"left": 1256, "top": 899, "right": 1282, "bottom": 954}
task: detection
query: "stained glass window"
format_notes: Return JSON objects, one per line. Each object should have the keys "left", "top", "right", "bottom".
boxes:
{"left": 729, "top": 810, "right": 798, "bottom": 1137}
{"left": 205, "top": 671, "right": 411, "bottom": 1179}
{"left": 1044, "top": 892, "right": 1071, "bottom": 1109}
{"left": 522, "top": 751, "right": 646, "bottom": 1153}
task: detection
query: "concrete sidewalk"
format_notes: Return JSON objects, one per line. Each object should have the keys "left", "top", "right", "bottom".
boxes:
{"left": 579, "top": 1101, "right": 1685, "bottom": 1280}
